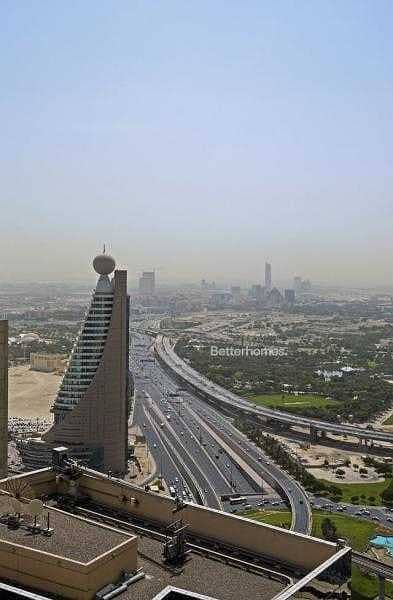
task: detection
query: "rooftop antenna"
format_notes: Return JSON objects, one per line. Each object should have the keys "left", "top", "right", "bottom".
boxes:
{"left": 103, "top": 243, "right": 106, "bottom": 254}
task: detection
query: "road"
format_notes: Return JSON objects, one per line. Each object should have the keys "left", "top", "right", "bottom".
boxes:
{"left": 130, "top": 333, "right": 311, "bottom": 534}
{"left": 155, "top": 334, "right": 393, "bottom": 447}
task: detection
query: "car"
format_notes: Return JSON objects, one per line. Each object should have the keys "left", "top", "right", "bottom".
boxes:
{"left": 372, "top": 516, "right": 380, "bottom": 521}
{"left": 153, "top": 443, "right": 157, "bottom": 448}
{"left": 387, "top": 517, "right": 393, "bottom": 523}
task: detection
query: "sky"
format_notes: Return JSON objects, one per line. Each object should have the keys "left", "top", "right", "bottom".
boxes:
{"left": 1, "top": 1, "right": 393, "bottom": 286}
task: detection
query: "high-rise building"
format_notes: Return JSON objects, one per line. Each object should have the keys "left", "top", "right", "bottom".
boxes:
{"left": 284, "top": 289, "right": 296, "bottom": 304}
{"left": 230, "top": 285, "right": 241, "bottom": 304}
{"left": 139, "top": 271, "right": 155, "bottom": 295}
{"left": 250, "top": 284, "right": 263, "bottom": 300}
{"left": 0, "top": 320, "right": 8, "bottom": 479}
{"left": 265, "top": 261, "right": 272, "bottom": 290}
{"left": 20, "top": 253, "right": 130, "bottom": 476}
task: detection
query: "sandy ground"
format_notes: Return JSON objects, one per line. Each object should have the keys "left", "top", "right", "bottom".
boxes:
{"left": 8, "top": 365, "right": 61, "bottom": 418}
{"left": 277, "top": 435, "right": 383, "bottom": 483}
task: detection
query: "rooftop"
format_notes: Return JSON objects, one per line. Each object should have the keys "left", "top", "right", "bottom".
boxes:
{"left": 0, "top": 495, "right": 131, "bottom": 563}
{"left": 110, "top": 533, "right": 284, "bottom": 600}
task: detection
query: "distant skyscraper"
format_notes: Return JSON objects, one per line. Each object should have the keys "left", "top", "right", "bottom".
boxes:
{"left": 294, "top": 276, "right": 302, "bottom": 292}
{"left": 230, "top": 286, "right": 241, "bottom": 304}
{"left": 250, "top": 284, "right": 263, "bottom": 300}
{"left": 265, "top": 262, "right": 272, "bottom": 290}
{"left": 139, "top": 271, "right": 155, "bottom": 295}
{"left": 20, "top": 252, "right": 130, "bottom": 476}
{"left": 284, "top": 289, "right": 296, "bottom": 304}
{"left": 0, "top": 320, "right": 8, "bottom": 479}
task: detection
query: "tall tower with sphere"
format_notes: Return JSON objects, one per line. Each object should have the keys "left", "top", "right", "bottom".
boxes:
{"left": 40, "top": 251, "right": 130, "bottom": 475}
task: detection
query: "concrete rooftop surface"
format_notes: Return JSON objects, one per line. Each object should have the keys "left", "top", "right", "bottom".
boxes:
{"left": 0, "top": 496, "right": 130, "bottom": 563}
{"left": 118, "top": 535, "right": 285, "bottom": 600}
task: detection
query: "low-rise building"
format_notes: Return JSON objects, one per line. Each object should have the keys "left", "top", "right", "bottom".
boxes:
{"left": 30, "top": 353, "right": 67, "bottom": 373}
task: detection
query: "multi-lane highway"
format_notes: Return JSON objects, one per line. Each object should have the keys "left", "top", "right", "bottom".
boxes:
{"left": 130, "top": 333, "right": 311, "bottom": 534}
{"left": 155, "top": 334, "right": 393, "bottom": 446}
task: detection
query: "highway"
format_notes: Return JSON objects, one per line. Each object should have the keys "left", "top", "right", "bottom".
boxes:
{"left": 155, "top": 334, "right": 393, "bottom": 446}
{"left": 130, "top": 333, "right": 311, "bottom": 534}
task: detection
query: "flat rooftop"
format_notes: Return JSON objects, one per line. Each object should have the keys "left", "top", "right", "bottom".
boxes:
{"left": 123, "top": 536, "right": 285, "bottom": 600}
{"left": 0, "top": 496, "right": 131, "bottom": 562}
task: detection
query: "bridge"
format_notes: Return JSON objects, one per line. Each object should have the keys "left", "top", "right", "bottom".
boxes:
{"left": 154, "top": 334, "right": 393, "bottom": 448}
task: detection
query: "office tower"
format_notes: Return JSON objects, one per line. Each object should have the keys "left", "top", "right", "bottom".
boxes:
{"left": 265, "top": 262, "right": 272, "bottom": 290}
{"left": 230, "top": 285, "right": 241, "bottom": 304}
{"left": 267, "top": 287, "right": 284, "bottom": 307}
{"left": 294, "top": 276, "right": 302, "bottom": 292}
{"left": 0, "top": 320, "right": 8, "bottom": 479}
{"left": 250, "top": 284, "right": 263, "bottom": 300}
{"left": 139, "top": 271, "right": 155, "bottom": 295}
{"left": 21, "top": 252, "right": 130, "bottom": 475}
{"left": 284, "top": 289, "right": 296, "bottom": 304}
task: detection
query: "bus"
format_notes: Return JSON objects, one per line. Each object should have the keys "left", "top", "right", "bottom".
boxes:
{"left": 229, "top": 496, "right": 247, "bottom": 506}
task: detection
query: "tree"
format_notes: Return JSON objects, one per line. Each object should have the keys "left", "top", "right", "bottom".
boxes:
{"left": 351, "top": 496, "right": 359, "bottom": 504}
{"left": 321, "top": 517, "right": 338, "bottom": 542}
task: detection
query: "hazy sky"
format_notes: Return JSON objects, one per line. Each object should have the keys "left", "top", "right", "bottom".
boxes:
{"left": 1, "top": 1, "right": 393, "bottom": 286}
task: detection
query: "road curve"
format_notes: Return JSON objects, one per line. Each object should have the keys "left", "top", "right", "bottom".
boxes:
{"left": 153, "top": 334, "right": 312, "bottom": 534}
{"left": 156, "top": 335, "right": 393, "bottom": 445}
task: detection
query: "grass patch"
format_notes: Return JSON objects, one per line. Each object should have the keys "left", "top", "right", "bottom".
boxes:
{"left": 312, "top": 510, "right": 380, "bottom": 551}
{"left": 243, "top": 508, "right": 393, "bottom": 599}
{"left": 247, "top": 393, "right": 338, "bottom": 411}
{"left": 317, "top": 478, "right": 390, "bottom": 504}
{"left": 240, "top": 509, "right": 292, "bottom": 529}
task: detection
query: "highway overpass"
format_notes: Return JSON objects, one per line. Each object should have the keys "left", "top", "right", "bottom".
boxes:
{"left": 154, "top": 334, "right": 393, "bottom": 448}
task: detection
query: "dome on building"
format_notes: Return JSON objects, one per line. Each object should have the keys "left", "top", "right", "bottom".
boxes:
{"left": 93, "top": 252, "right": 116, "bottom": 275}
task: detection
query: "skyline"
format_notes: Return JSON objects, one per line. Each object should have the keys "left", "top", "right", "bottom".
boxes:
{"left": 1, "top": 2, "right": 393, "bottom": 285}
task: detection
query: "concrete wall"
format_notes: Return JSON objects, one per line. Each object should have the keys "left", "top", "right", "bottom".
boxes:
{"left": 74, "top": 473, "right": 336, "bottom": 572}
{"left": 0, "top": 534, "right": 137, "bottom": 600}
{"left": 0, "top": 321, "right": 8, "bottom": 479}
{"left": 0, "top": 468, "right": 58, "bottom": 498}
{"left": 0, "top": 468, "right": 341, "bottom": 582}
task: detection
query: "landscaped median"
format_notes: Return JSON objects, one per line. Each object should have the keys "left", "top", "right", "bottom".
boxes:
{"left": 241, "top": 507, "right": 393, "bottom": 600}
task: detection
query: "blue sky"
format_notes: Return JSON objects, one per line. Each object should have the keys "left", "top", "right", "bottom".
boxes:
{"left": 1, "top": 1, "right": 393, "bottom": 284}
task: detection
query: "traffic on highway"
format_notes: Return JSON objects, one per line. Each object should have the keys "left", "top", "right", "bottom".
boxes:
{"left": 130, "top": 332, "right": 311, "bottom": 533}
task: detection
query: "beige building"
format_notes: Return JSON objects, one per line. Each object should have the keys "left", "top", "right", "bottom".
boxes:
{"left": 20, "top": 252, "right": 130, "bottom": 476}
{"left": 0, "top": 321, "right": 7, "bottom": 479}
{"left": 0, "top": 458, "right": 351, "bottom": 600}
{"left": 30, "top": 352, "right": 67, "bottom": 373}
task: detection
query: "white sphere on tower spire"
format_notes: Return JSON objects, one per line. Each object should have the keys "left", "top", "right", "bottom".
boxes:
{"left": 93, "top": 247, "right": 116, "bottom": 275}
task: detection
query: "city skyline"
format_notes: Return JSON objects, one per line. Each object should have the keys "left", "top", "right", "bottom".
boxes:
{"left": 1, "top": 2, "right": 393, "bottom": 286}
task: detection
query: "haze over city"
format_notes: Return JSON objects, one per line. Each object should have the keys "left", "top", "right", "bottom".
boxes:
{"left": 1, "top": 1, "right": 393, "bottom": 285}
